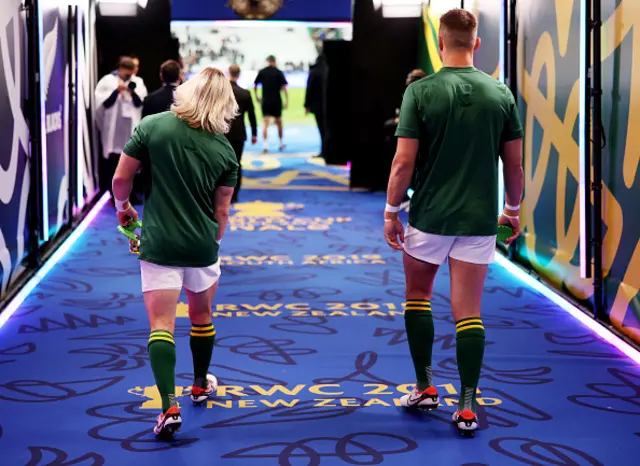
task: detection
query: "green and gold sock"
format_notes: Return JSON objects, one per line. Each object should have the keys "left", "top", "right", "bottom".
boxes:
{"left": 148, "top": 330, "right": 177, "bottom": 413}
{"left": 404, "top": 299, "right": 435, "bottom": 391}
{"left": 455, "top": 317, "right": 485, "bottom": 412}
{"left": 190, "top": 322, "right": 216, "bottom": 388}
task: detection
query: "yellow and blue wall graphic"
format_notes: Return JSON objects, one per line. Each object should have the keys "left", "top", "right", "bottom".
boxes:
{"left": 419, "top": 0, "right": 501, "bottom": 77}
{"left": 419, "top": 0, "right": 640, "bottom": 345}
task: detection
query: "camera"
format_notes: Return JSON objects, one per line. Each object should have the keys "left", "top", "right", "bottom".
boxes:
{"left": 128, "top": 81, "right": 137, "bottom": 91}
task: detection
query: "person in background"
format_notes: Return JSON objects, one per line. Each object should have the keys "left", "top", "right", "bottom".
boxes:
{"left": 226, "top": 64, "right": 258, "bottom": 203}
{"left": 384, "top": 9, "right": 523, "bottom": 434}
{"left": 305, "top": 54, "right": 328, "bottom": 159}
{"left": 130, "top": 54, "right": 140, "bottom": 76}
{"left": 254, "top": 55, "right": 288, "bottom": 153}
{"left": 387, "top": 69, "right": 427, "bottom": 131}
{"left": 112, "top": 67, "right": 239, "bottom": 439}
{"left": 384, "top": 69, "right": 427, "bottom": 152}
{"left": 95, "top": 56, "right": 147, "bottom": 205}
{"left": 178, "top": 56, "right": 187, "bottom": 83}
{"left": 142, "top": 60, "right": 182, "bottom": 118}
{"left": 384, "top": 69, "right": 427, "bottom": 205}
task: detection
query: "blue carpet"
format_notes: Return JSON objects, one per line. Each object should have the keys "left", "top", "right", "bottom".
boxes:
{"left": 0, "top": 185, "right": 639, "bottom": 465}
{"left": 241, "top": 153, "right": 350, "bottom": 191}
{"left": 248, "top": 125, "right": 322, "bottom": 155}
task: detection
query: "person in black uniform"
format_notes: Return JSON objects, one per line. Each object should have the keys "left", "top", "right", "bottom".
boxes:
{"left": 142, "top": 60, "right": 182, "bottom": 118}
{"left": 227, "top": 64, "right": 258, "bottom": 202}
{"left": 305, "top": 54, "right": 328, "bottom": 159}
{"left": 254, "top": 55, "right": 288, "bottom": 153}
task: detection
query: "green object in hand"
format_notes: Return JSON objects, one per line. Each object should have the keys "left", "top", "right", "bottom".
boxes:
{"left": 117, "top": 220, "right": 143, "bottom": 241}
{"left": 496, "top": 224, "right": 514, "bottom": 243}
{"left": 118, "top": 221, "right": 143, "bottom": 254}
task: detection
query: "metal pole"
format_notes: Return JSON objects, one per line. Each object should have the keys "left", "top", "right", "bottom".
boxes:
{"left": 591, "top": 0, "right": 605, "bottom": 321}
{"left": 67, "top": 5, "right": 77, "bottom": 227}
{"left": 508, "top": 0, "right": 517, "bottom": 100}
{"left": 25, "top": 0, "right": 43, "bottom": 267}
{"left": 502, "top": 0, "right": 509, "bottom": 86}
{"left": 579, "top": 0, "right": 592, "bottom": 280}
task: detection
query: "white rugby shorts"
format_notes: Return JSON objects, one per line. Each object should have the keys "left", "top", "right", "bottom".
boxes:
{"left": 140, "top": 260, "right": 222, "bottom": 293}
{"left": 403, "top": 224, "right": 496, "bottom": 265}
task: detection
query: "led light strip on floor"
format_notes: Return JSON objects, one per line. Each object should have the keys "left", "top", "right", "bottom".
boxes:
{"left": 494, "top": 254, "right": 640, "bottom": 365}
{"left": 0, "top": 192, "right": 111, "bottom": 330}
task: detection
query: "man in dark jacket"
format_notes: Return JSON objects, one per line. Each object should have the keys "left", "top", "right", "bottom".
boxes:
{"left": 384, "top": 69, "right": 427, "bottom": 205}
{"left": 227, "top": 64, "right": 258, "bottom": 202}
{"left": 142, "top": 60, "right": 182, "bottom": 118}
{"left": 305, "top": 54, "right": 328, "bottom": 158}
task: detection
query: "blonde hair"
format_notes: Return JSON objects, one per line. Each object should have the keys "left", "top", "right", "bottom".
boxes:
{"left": 171, "top": 67, "right": 238, "bottom": 134}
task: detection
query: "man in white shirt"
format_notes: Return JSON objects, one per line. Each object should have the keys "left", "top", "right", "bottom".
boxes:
{"left": 95, "top": 56, "right": 147, "bottom": 204}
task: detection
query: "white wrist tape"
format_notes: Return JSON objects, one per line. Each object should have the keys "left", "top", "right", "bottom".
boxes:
{"left": 115, "top": 198, "right": 129, "bottom": 212}
{"left": 504, "top": 202, "right": 520, "bottom": 210}
{"left": 385, "top": 203, "right": 401, "bottom": 213}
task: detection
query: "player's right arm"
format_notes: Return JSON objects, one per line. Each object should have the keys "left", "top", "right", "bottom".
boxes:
{"left": 254, "top": 71, "right": 262, "bottom": 103}
{"left": 499, "top": 94, "right": 524, "bottom": 244}
{"left": 383, "top": 85, "right": 420, "bottom": 250}
{"left": 214, "top": 149, "right": 239, "bottom": 243}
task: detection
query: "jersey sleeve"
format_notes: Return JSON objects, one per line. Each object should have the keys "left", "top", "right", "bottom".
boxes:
{"left": 217, "top": 146, "right": 239, "bottom": 188}
{"left": 123, "top": 116, "right": 152, "bottom": 159}
{"left": 395, "top": 86, "right": 421, "bottom": 139}
{"left": 281, "top": 71, "right": 288, "bottom": 86}
{"left": 502, "top": 94, "right": 524, "bottom": 142}
{"left": 254, "top": 70, "right": 263, "bottom": 85}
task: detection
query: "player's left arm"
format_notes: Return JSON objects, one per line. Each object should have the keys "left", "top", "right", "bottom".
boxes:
{"left": 254, "top": 71, "right": 262, "bottom": 102}
{"left": 247, "top": 92, "right": 258, "bottom": 142}
{"left": 214, "top": 151, "right": 239, "bottom": 243}
{"left": 281, "top": 72, "right": 289, "bottom": 109}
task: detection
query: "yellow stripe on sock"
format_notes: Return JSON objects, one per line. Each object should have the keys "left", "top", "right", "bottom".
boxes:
{"left": 405, "top": 302, "right": 432, "bottom": 311}
{"left": 456, "top": 318, "right": 482, "bottom": 328}
{"left": 191, "top": 325, "right": 214, "bottom": 334}
{"left": 456, "top": 324, "right": 485, "bottom": 332}
{"left": 191, "top": 325, "right": 214, "bottom": 331}
{"left": 149, "top": 335, "right": 175, "bottom": 345}
{"left": 150, "top": 329, "right": 173, "bottom": 336}
{"left": 190, "top": 330, "right": 216, "bottom": 337}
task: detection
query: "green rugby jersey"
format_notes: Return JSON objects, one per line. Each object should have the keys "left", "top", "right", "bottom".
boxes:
{"left": 395, "top": 67, "right": 523, "bottom": 236}
{"left": 123, "top": 112, "right": 238, "bottom": 267}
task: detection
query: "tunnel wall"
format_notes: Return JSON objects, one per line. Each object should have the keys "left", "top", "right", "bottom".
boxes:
{"left": 0, "top": 0, "right": 100, "bottom": 303}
